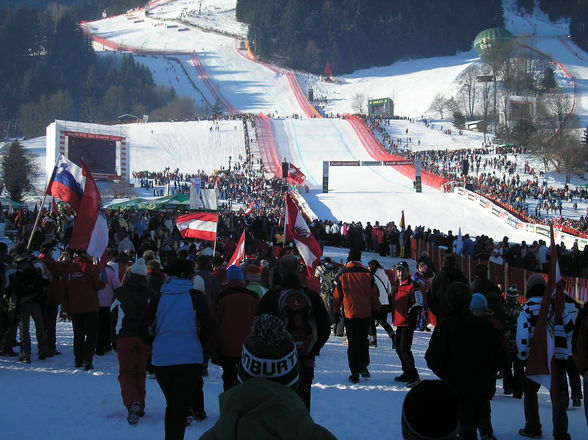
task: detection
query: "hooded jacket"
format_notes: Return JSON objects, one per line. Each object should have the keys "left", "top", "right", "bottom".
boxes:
{"left": 111, "top": 273, "right": 154, "bottom": 342}
{"left": 146, "top": 276, "right": 211, "bottom": 367}
{"left": 199, "top": 378, "right": 336, "bottom": 440}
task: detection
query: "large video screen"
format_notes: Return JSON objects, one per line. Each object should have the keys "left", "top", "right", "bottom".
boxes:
{"left": 68, "top": 136, "right": 116, "bottom": 175}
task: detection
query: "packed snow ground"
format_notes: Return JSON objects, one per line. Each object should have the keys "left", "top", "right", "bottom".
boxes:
{"left": 1, "top": 249, "right": 586, "bottom": 440}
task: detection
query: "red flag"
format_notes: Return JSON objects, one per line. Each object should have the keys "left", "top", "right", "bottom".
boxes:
{"left": 175, "top": 212, "right": 218, "bottom": 242}
{"left": 51, "top": 198, "right": 59, "bottom": 216}
{"left": 286, "top": 163, "right": 306, "bottom": 185}
{"left": 69, "top": 161, "right": 109, "bottom": 258}
{"left": 525, "top": 227, "right": 564, "bottom": 389}
{"left": 399, "top": 210, "right": 405, "bottom": 230}
{"left": 227, "top": 231, "right": 245, "bottom": 267}
{"left": 285, "top": 193, "right": 322, "bottom": 275}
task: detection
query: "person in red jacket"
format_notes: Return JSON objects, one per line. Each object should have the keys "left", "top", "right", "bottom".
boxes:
{"left": 62, "top": 250, "right": 105, "bottom": 371}
{"left": 332, "top": 249, "right": 380, "bottom": 384}
{"left": 214, "top": 265, "right": 259, "bottom": 391}
{"left": 391, "top": 261, "right": 421, "bottom": 387}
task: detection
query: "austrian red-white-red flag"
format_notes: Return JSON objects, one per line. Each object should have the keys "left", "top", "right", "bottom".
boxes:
{"left": 285, "top": 193, "right": 322, "bottom": 274}
{"left": 525, "top": 226, "right": 565, "bottom": 389}
{"left": 175, "top": 212, "right": 218, "bottom": 242}
{"left": 286, "top": 163, "right": 306, "bottom": 185}
{"left": 227, "top": 231, "right": 245, "bottom": 267}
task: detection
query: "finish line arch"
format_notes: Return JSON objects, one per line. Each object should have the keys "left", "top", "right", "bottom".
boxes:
{"left": 322, "top": 159, "right": 422, "bottom": 193}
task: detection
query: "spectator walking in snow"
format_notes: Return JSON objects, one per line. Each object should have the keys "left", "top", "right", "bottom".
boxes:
{"left": 332, "top": 249, "right": 380, "bottom": 384}
{"left": 111, "top": 258, "right": 154, "bottom": 424}
{"left": 391, "top": 261, "right": 421, "bottom": 387}
{"left": 145, "top": 258, "right": 212, "bottom": 439}
{"left": 200, "top": 315, "right": 336, "bottom": 440}
{"left": 426, "top": 282, "right": 503, "bottom": 440}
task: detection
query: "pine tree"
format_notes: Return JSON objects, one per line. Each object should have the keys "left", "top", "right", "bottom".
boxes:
{"left": 0, "top": 141, "right": 37, "bottom": 202}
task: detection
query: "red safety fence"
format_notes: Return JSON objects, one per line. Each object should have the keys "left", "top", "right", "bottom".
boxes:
{"left": 412, "top": 238, "right": 587, "bottom": 303}
{"left": 345, "top": 115, "right": 448, "bottom": 190}
{"left": 256, "top": 114, "right": 282, "bottom": 177}
{"left": 284, "top": 72, "right": 321, "bottom": 118}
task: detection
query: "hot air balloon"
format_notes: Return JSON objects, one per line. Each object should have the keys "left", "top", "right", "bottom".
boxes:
{"left": 473, "top": 28, "right": 514, "bottom": 71}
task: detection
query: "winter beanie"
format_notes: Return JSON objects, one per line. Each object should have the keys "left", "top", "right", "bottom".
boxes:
{"left": 506, "top": 284, "right": 519, "bottom": 301}
{"left": 469, "top": 293, "right": 488, "bottom": 312}
{"left": 226, "top": 265, "right": 244, "bottom": 282}
{"left": 238, "top": 314, "right": 299, "bottom": 389}
{"left": 130, "top": 258, "right": 148, "bottom": 276}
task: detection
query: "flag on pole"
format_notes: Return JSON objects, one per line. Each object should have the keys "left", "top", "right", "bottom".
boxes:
{"left": 227, "top": 231, "right": 245, "bottom": 267}
{"left": 525, "top": 227, "right": 565, "bottom": 389}
{"left": 399, "top": 210, "right": 405, "bottom": 230}
{"left": 69, "top": 161, "right": 109, "bottom": 258}
{"left": 286, "top": 163, "right": 306, "bottom": 185}
{"left": 285, "top": 193, "right": 322, "bottom": 274}
{"left": 175, "top": 212, "right": 218, "bottom": 242}
{"left": 45, "top": 155, "right": 85, "bottom": 211}
{"left": 244, "top": 202, "right": 255, "bottom": 215}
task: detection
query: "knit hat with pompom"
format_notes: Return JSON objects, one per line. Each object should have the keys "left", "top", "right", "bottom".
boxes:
{"left": 238, "top": 314, "right": 299, "bottom": 389}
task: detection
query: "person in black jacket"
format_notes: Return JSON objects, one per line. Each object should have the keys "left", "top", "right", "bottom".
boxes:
{"left": 428, "top": 254, "right": 468, "bottom": 324}
{"left": 425, "top": 281, "right": 504, "bottom": 440}
{"left": 110, "top": 258, "right": 155, "bottom": 425}
{"left": 257, "top": 254, "right": 331, "bottom": 411}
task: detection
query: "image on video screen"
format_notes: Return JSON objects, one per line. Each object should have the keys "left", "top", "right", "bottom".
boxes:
{"left": 68, "top": 136, "right": 116, "bottom": 175}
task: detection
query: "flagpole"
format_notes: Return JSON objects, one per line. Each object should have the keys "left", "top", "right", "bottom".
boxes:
{"left": 26, "top": 194, "right": 48, "bottom": 251}
{"left": 212, "top": 213, "right": 218, "bottom": 255}
{"left": 283, "top": 192, "right": 288, "bottom": 245}
{"left": 26, "top": 154, "right": 63, "bottom": 251}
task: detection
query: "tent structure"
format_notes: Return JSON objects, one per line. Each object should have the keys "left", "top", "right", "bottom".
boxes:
{"left": 105, "top": 198, "right": 149, "bottom": 210}
{"left": 105, "top": 194, "right": 190, "bottom": 211}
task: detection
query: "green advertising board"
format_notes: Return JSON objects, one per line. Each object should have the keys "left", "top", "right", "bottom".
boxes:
{"left": 368, "top": 98, "right": 393, "bottom": 116}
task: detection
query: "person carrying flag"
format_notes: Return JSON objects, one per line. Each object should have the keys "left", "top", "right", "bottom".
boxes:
{"left": 516, "top": 273, "right": 574, "bottom": 439}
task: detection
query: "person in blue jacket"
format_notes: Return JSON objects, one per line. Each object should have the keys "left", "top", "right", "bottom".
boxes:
{"left": 145, "top": 258, "right": 212, "bottom": 440}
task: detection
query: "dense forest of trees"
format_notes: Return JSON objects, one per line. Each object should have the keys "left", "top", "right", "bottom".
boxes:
{"left": 236, "top": 0, "right": 588, "bottom": 75}
{"left": 236, "top": 0, "right": 505, "bottom": 74}
{"left": 0, "top": 1, "right": 198, "bottom": 139}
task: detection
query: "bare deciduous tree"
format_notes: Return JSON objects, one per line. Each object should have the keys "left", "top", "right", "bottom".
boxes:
{"left": 429, "top": 94, "right": 447, "bottom": 119}
{"left": 351, "top": 93, "right": 366, "bottom": 114}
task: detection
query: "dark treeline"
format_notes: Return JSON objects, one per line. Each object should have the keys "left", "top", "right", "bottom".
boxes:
{"left": 0, "top": 0, "right": 197, "bottom": 139}
{"left": 236, "top": 0, "right": 588, "bottom": 75}
{"left": 236, "top": 0, "right": 504, "bottom": 75}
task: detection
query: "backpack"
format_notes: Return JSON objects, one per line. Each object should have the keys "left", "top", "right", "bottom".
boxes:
{"left": 277, "top": 288, "right": 318, "bottom": 356}
{"left": 11, "top": 259, "right": 46, "bottom": 303}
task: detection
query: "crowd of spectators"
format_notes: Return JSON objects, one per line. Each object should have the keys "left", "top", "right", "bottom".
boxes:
{"left": 363, "top": 116, "right": 588, "bottom": 237}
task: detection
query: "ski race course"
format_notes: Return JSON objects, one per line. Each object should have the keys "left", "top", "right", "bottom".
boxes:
{"left": 71, "top": 0, "right": 588, "bottom": 245}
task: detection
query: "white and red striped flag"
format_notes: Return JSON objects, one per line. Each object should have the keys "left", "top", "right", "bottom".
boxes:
{"left": 227, "top": 231, "right": 245, "bottom": 267}
{"left": 175, "top": 212, "right": 218, "bottom": 242}
{"left": 285, "top": 193, "right": 322, "bottom": 275}
{"left": 525, "top": 226, "right": 565, "bottom": 389}
{"left": 286, "top": 163, "right": 306, "bottom": 185}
